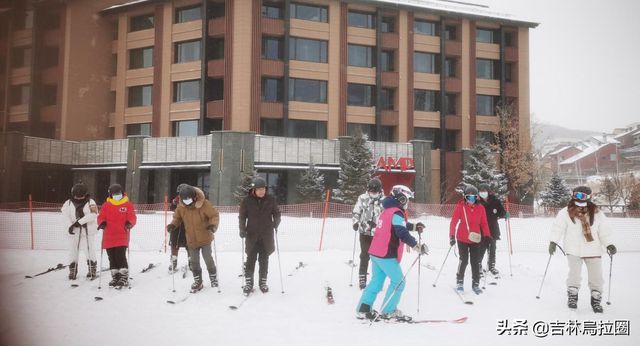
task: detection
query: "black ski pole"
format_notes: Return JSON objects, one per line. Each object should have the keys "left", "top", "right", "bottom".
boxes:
{"left": 417, "top": 232, "right": 422, "bottom": 314}
{"left": 536, "top": 254, "right": 552, "bottom": 299}
{"left": 212, "top": 237, "right": 221, "bottom": 293}
{"left": 432, "top": 244, "right": 454, "bottom": 287}
{"left": 98, "top": 235, "right": 104, "bottom": 289}
{"left": 72, "top": 223, "right": 83, "bottom": 280}
{"left": 606, "top": 254, "right": 613, "bottom": 305}
{"left": 370, "top": 255, "right": 421, "bottom": 326}
{"left": 275, "top": 229, "right": 284, "bottom": 294}
{"left": 349, "top": 230, "right": 357, "bottom": 287}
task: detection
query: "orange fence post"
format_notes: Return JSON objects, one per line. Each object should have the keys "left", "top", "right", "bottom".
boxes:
{"left": 318, "top": 190, "right": 331, "bottom": 252}
{"left": 163, "top": 194, "right": 168, "bottom": 253}
{"left": 29, "top": 194, "right": 34, "bottom": 250}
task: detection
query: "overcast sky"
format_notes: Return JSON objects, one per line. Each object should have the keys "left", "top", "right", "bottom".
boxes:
{"left": 481, "top": 0, "right": 640, "bottom": 132}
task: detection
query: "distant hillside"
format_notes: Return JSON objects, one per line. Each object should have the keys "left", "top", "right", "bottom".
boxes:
{"left": 533, "top": 123, "right": 600, "bottom": 153}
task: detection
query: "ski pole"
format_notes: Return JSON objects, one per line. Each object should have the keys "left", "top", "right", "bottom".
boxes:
{"left": 505, "top": 219, "right": 513, "bottom": 277}
{"left": 606, "top": 254, "right": 613, "bottom": 305}
{"left": 241, "top": 238, "right": 246, "bottom": 280}
{"left": 432, "top": 244, "right": 454, "bottom": 287}
{"left": 371, "top": 255, "right": 421, "bottom": 325}
{"left": 275, "top": 229, "right": 284, "bottom": 294}
{"left": 417, "top": 233, "right": 422, "bottom": 314}
{"left": 212, "top": 236, "right": 221, "bottom": 293}
{"left": 72, "top": 224, "right": 82, "bottom": 279}
{"left": 98, "top": 238, "right": 104, "bottom": 289}
{"left": 535, "top": 254, "right": 552, "bottom": 299}
{"left": 349, "top": 230, "right": 357, "bottom": 287}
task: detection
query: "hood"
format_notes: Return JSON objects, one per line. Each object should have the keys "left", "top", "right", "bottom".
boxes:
{"left": 180, "top": 187, "right": 206, "bottom": 208}
{"left": 382, "top": 196, "right": 402, "bottom": 209}
{"left": 106, "top": 193, "right": 129, "bottom": 206}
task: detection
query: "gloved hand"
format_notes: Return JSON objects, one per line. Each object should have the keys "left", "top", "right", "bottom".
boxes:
{"left": 166, "top": 224, "right": 176, "bottom": 233}
{"left": 207, "top": 224, "right": 217, "bottom": 233}
{"left": 407, "top": 222, "right": 414, "bottom": 231}
{"left": 482, "top": 236, "right": 492, "bottom": 247}
{"left": 125, "top": 221, "right": 133, "bottom": 230}
{"left": 367, "top": 221, "right": 377, "bottom": 230}
{"left": 412, "top": 243, "right": 429, "bottom": 255}
{"left": 449, "top": 237, "right": 456, "bottom": 246}
{"left": 239, "top": 228, "right": 246, "bottom": 238}
{"left": 505, "top": 212, "right": 510, "bottom": 220}
{"left": 607, "top": 244, "right": 617, "bottom": 256}
{"left": 549, "top": 242, "right": 557, "bottom": 255}
{"left": 68, "top": 225, "right": 76, "bottom": 235}
{"left": 415, "top": 222, "right": 425, "bottom": 234}
{"left": 352, "top": 223, "right": 359, "bottom": 231}
{"left": 98, "top": 222, "right": 107, "bottom": 230}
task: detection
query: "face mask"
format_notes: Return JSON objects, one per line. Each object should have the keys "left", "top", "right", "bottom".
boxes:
{"left": 112, "top": 194, "right": 123, "bottom": 201}
{"left": 368, "top": 192, "right": 380, "bottom": 198}
{"left": 465, "top": 195, "right": 477, "bottom": 204}
{"left": 183, "top": 198, "right": 193, "bottom": 206}
{"left": 575, "top": 201, "right": 587, "bottom": 208}
{"left": 479, "top": 192, "right": 488, "bottom": 199}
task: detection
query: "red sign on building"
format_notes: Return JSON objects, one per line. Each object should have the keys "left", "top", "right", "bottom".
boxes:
{"left": 376, "top": 157, "right": 415, "bottom": 172}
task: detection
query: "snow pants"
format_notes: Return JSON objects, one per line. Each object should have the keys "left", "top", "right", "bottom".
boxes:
{"left": 479, "top": 238, "right": 497, "bottom": 270}
{"left": 106, "top": 246, "right": 128, "bottom": 270}
{"left": 358, "top": 256, "right": 405, "bottom": 315}
{"left": 359, "top": 234, "right": 373, "bottom": 276}
{"left": 457, "top": 242, "right": 481, "bottom": 285}
{"left": 67, "top": 227, "right": 97, "bottom": 264}
{"left": 566, "top": 255, "right": 604, "bottom": 293}
{"left": 188, "top": 243, "right": 217, "bottom": 277}
{"left": 245, "top": 238, "right": 269, "bottom": 280}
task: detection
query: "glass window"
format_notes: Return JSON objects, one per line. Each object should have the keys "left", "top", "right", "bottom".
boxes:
{"left": 11, "top": 47, "right": 31, "bottom": 68}
{"left": 445, "top": 57, "right": 456, "bottom": 77}
{"left": 175, "top": 40, "right": 201, "bottom": 63}
{"left": 128, "top": 85, "right": 152, "bottom": 107}
{"left": 477, "top": 95, "right": 497, "bottom": 116}
{"left": 287, "top": 119, "right": 327, "bottom": 139}
{"left": 173, "top": 80, "right": 200, "bottom": 102}
{"left": 380, "top": 126, "right": 394, "bottom": 142}
{"left": 210, "top": 3, "right": 225, "bottom": 18}
{"left": 445, "top": 25, "right": 457, "bottom": 40}
{"left": 348, "top": 11, "right": 375, "bottom": 29}
{"left": 203, "top": 119, "right": 223, "bottom": 134}
{"left": 42, "top": 13, "right": 61, "bottom": 30}
{"left": 208, "top": 78, "right": 224, "bottom": 101}
{"left": 175, "top": 5, "right": 202, "bottom": 23}
{"left": 347, "top": 83, "right": 374, "bottom": 107}
{"left": 14, "top": 10, "right": 34, "bottom": 30}
{"left": 130, "top": 14, "right": 154, "bottom": 32}
{"left": 41, "top": 84, "right": 57, "bottom": 106}
{"left": 505, "top": 63, "right": 513, "bottom": 82}
{"left": 476, "top": 28, "right": 498, "bottom": 44}
{"left": 414, "top": 127, "right": 440, "bottom": 149}
{"left": 127, "top": 123, "right": 152, "bottom": 136}
{"left": 414, "top": 89, "right": 439, "bottom": 112}
{"left": 262, "top": 36, "right": 283, "bottom": 60}
{"left": 262, "top": 3, "right": 283, "bottom": 19}
{"left": 381, "top": 17, "right": 395, "bottom": 33}
{"left": 380, "top": 88, "right": 395, "bottom": 110}
{"left": 347, "top": 123, "right": 375, "bottom": 138}
{"left": 477, "top": 131, "right": 497, "bottom": 146}
{"left": 414, "top": 20, "right": 438, "bottom": 36}
{"left": 262, "top": 77, "right": 283, "bottom": 102}
{"left": 261, "top": 119, "right": 283, "bottom": 136}
{"left": 348, "top": 44, "right": 375, "bottom": 68}
{"left": 414, "top": 52, "right": 438, "bottom": 73}
{"left": 445, "top": 93, "right": 457, "bottom": 115}
{"left": 476, "top": 59, "right": 499, "bottom": 80}
{"left": 173, "top": 120, "right": 198, "bottom": 137}
{"left": 129, "top": 47, "right": 153, "bottom": 69}
{"left": 209, "top": 38, "right": 224, "bottom": 60}
{"left": 289, "top": 78, "right": 327, "bottom": 103}
{"left": 504, "top": 32, "right": 515, "bottom": 47}
{"left": 289, "top": 37, "right": 327, "bottom": 63}
{"left": 290, "top": 3, "right": 328, "bottom": 22}
{"left": 10, "top": 85, "right": 29, "bottom": 106}
{"left": 381, "top": 50, "right": 394, "bottom": 72}
{"left": 41, "top": 46, "right": 59, "bottom": 68}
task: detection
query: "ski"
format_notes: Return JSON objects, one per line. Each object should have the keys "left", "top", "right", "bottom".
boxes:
{"left": 25, "top": 263, "right": 67, "bottom": 278}
{"left": 182, "top": 265, "right": 189, "bottom": 279}
{"left": 326, "top": 286, "right": 335, "bottom": 304}
{"left": 359, "top": 316, "right": 468, "bottom": 324}
{"left": 141, "top": 263, "right": 161, "bottom": 273}
{"left": 345, "top": 260, "right": 357, "bottom": 268}
{"left": 287, "top": 262, "right": 306, "bottom": 276}
{"left": 453, "top": 287, "right": 474, "bottom": 305}
{"left": 167, "top": 294, "right": 190, "bottom": 304}
{"left": 229, "top": 288, "right": 255, "bottom": 310}
{"left": 421, "top": 263, "right": 437, "bottom": 271}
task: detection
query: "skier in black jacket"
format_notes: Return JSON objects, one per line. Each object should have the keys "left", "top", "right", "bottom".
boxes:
{"left": 478, "top": 183, "right": 508, "bottom": 277}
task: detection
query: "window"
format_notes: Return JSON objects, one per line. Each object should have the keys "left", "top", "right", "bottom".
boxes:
{"left": 289, "top": 37, "right": 327, "bottom": 63}
{"left": 262, "top": 2, "right": 283, "bottom": 19}
{"left": 41, "top": 46, "right": 59, "bottom": 68}
{"left": 287, "top": 119, "right": 327, "bottom": 139}
{"left": 128, "top": 85, "right": 152, "bottom": 107}
{"left": 414, "top": 127, "right": 440, "bottom": 149}
{"left": 130, "top": 14, "right": 154, "bottom": 32}
{"left": 381, "top": 50, "right": 394, "bottom": 72}
{"left": 127, "top": 123, "right": 152, "bottom": 136}
{"left": 12, "top": 47, "right": 31, "bottom": 68}
{"left": 445, "top": 93, "right": 457, "bottom": 115}
{"left": 208, "top": 78, "right": 224, "bottom": 101}
{"left": 203, "top": 119, "right": 223, "bottom": 134}
{"left": 14, "top": 10, "right": 33, "bottom": 30}
{"left": 505, "top": 63, "right": 513, "bottom": 82}
{"left": 173, "top": 80, "right": 200, "bottom": 102}
{"left": 348, "top": 11, "right": 375, "bottom": 29}
{"left": 42, "top": 13, "right": 60, "bottom": 30}
{"left": 41, "top": 84, "right": 57, "bottom": 106}
{"left": 477, "top": 95, "right": 497, "bottom": 115}
{"left": 476, "top": 59, "right": 500, "bottom": 80}
{"left": 414, "top": 52, "right": 439, "bottom": 73}
{"left": 173, "top": 120, "right": 198, "bottom": 137}
{"left": 10, "top": 85, "right": 30, "bottom": 106}
{"left": 347, "top": 123, "right": 375, "bottom": 138}
{"left": 380, "top": 88, "right": 395, "bottom": 110}
{"left": 175, "top": 40, "right": 201, "bottom": 63}
{"left": 129, "top": 47, "right": 153, "bottom": 69}
{"left": 380, "top": 126, "right": 394, "bottom": 142}
{"left": 414, "top": 89, "right": 439, "bottom": 112}
{"left": 504, "top": 32, "right": 515, "bottom": 47}
{"left": 445, "top": 57, "right": 456, "bottom": 77}
{"left": 290, "top": 3, "right": 328, "bottom": 22}
{"left": 175, "top": 5, "right": 202, "bottom": 23}
{"left": 445, "top": 25, "right": 457, "bottom": 40}
{"left": 476, "top": 28, "right": 498, "bottom": 44}
{"left": 261, "top": 119, "right": 283, "bottom": 136}
{"left": 381, "top": 17, "right": 395, "bottom": 33}
{"left": 289, "top": 78, "right": 327, "bottom": 103}
{"left": 262, "top": 77, "right": 283, "bottom": 102}
{"left": 348, "top": 44, "right": 375, "bottom": 68}
{"left": 414, "top": 20, "right": 438, "bottom": 36}
{"left": 347, "top": 83, "right": 374, "bottom": 107}
{"left": 210, "top": 3, "right": 225, "bottom": 18}
{"left": 477, "top": 131, "right": 497, "bottom": 146}
{"left": 262, "top": 37, "right": 283, "bottom": 60}
{"left": 209, "top": 38, "right": 224, "bottom": 60}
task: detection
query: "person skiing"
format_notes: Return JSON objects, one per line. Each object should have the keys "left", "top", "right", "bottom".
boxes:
{"left": 549, "top": 186, "right": 616, "bottom": 313}
{"left": 477, "top": 183, "right": 508, "bottom": 277}
{"left": 97, "top": 184, "right": 137, "bottom": 288}
{"left": 352, "top": 177, "right": 384, "bottom": 289}
{"left": 167, "top": 185, "right": 220, "bottom": 292}
{"left": 168, "top": 183, "right": 190, "bottom": 273}
{"left": 61, "top": 183, "right": 99, "bottom": 280}
{"left": 239, "top": 176, "right": 281, "bottom": 295}
{"left": 449, "top": 185, "right": 491, "bottom": 294}
{"left": 356, "top": 185, "right": 427, "bottom": 322}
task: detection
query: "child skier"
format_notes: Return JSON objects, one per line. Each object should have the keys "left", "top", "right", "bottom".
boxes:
{"left": 477, "top": 183, "right": 507, "bottom": 277}
{"left": 549, "top": 186, "right": 616, "bottom": 313}
{"left": 61, "top": 183, "right": 99, "bottom": 280}
{"left": 352, "top": 177, "right": 384, "bottom": 289}
{"left": 97, "top": 184, "right": 137, "bottom": 288}
{"left": 168, "top": 183, "right": 190, "bottom": 273}
{"left": 356, "top": 185, "right": 427, "bottom": 322}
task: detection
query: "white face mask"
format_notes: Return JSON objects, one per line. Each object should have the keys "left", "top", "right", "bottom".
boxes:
{"left": 479, "top": 192, "right": 489, "bottom": 199}
{"left": 112, "top": 194, "right": 123, "bottom": 201}
{"left": 368, "top": 192, "right": 380, "bottom": 198}
{"left": 575, "top": 201, "right": 587, "bottom": 207}
{"left": 183, "top": 198, "right": 193, "bottom": 206}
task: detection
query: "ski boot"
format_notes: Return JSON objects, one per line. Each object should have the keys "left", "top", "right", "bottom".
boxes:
{"left": 591, "top": 290, "right": 603, "bottom": 313}
{"left": 87, "top": 260, "right": 97, "bottom": 280}
{"left": 359, "top": 274, "right": 367, "bottom": 290}
{"left": 472, "top": 282, "right": 483, "bottom": 295}
{"left": 382, "top": 309, "right": 412, "bottom": 322}
{"left": 456, "top": 280, "right": 464, "bottom": 292}
{"left": 259, "top": 277, "right": 269, "bottom": 293}
{"left": 568, "top": 286, "right": 578, "bottom": 309}
{"left": 108, "top": 269, "right": 120, "bottom": 287}
{"left": 168, "top": 255, "right": 178, "bottom": 273}
{"left": 68, "top": 262, "right": 77, "bottom": 280}
{"left": 243, "top": 276, "right": 254, "bottom": 296}
{"left": 356, "top": 303, "right": 378, "bottom": 320}
{"left": 116, "top": 269, "right": 129, "bottom": 289}
{"left": 210, "top": 273, "right": 218, "bottom": 288}
{"left": 489, "top": 266, "right": 500, "bottom": 277}
{"left": 191, "top": 274, "right": 204, "bottom": 293}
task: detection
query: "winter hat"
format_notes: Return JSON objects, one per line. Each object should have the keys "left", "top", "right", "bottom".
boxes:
{"left": 478, "top": 183, "right": 491, "bottom": 193}
{"left": 250, "top": 177, "right": 267, "bottom": 189}
{"left": 108, "top": 184, "right": 123, "bottom": 197}
{"left": 179, "top": 185, "right": 196, "bottom": 201}
{"left": 71, "top": 183, "right": 88, "bottom": 198}
{"left": 176, "top": 183, "right": 189, "bottom": 194}
{"left": 571, "top": 186, "right": 592, "bottom": 207}
{"left": 367, "top": 178, "right": 382, "bottom": 193}
{"left": 464, "top": 185, "right": 479, "bottom": 196}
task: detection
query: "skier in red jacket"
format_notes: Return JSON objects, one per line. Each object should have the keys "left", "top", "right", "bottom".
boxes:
{"left": 97, "top": 184, "right": 137, "bottom": 288}
{"left": 449, "top": 185, "right": 491, "bottom": 295}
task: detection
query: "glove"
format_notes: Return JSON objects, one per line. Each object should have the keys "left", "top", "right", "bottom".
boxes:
{"left": 607, "top": 244, "right": 617, "bottom": 256}
{"left": 239, "top": 228, "right": 246, "bottom": 238}
{"left": 367, "top": 221, "right": 377, "bottom": 230}
{"left": 548, "top": 242, "right": 557, "bottom": 255}
{"left": 207, "top": 224, "right": 217, "bottom": 233}
{"left": 505, "top": 212, "right": 510, "bottom": 220}
{"left": 125, "top": 221, "right": 133, "bottom": 230}
{"left": 98, "top": 222, "right": 107, "bottom": 230}
{"left": 406, "top": 222, "right": 414, "bottom": 231}
{"left": 412, "top": 243, "right": 429, "bottom": 255}
{"left": 449, "top": 237, "right": 456, "bottom": 246}
{"left": 166, "top": 224, "right": 176, "bottom": 233}
{"left": 352, "top": 223, "right": 359, "bottom": 231}
{"left": 68, "top": 225, "right": 76, "bottom": 235}
{"left": 482, "top": 237, "right": 492, "bottom": 247}
{"left": 415, "top": 222, "right": 425, "bottom": 234}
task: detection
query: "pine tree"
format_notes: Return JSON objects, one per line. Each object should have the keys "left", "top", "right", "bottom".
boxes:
{"left": 333, "top": 130, "right": 375, "bottom": 205}
{"left": 540, "top": 173, "right": 571, "bottom": 208}
{"left": 598, "top": 176, "right": 619, "bottom": 213}
{"left": 297, "top": 162, "right": 325, "bottom": 203}
{"left": 234, "top": 170, "right": 258, "bottom": 203}
{"left": 459, "top": 142, "right": 508, "bottom": 199}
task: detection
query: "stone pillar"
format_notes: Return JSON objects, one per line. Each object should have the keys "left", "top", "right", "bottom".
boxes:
{"left": 153, "top": 169, "right": 171, "bottom": 204}
{"left": 210, "top": 131, "right": 255, "bottom": 206}
{"left": 411, "top": 140, "right": 432, "bottom": 203}
{"left": 125, "top": 136, "right": 148, "bottom": 203}
{"left": 0, "top": 132, "right": 24, "bottom": 202}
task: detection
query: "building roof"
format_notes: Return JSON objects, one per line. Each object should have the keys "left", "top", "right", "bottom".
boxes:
{"left": 589, "top": 135, "right": 620, "bottom": 145}
{"left": 548, "top": 145, "right": 578, "bottom": 156}
{"left": 100, "top": 0, "right": 163, "bottom": 15}
{"left": 559, "top": 143, "right": 612, "bottom": 165}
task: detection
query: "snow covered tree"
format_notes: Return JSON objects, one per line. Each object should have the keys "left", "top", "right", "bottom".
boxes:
{"left": 234, "top": 170, "right": 258, "bottom": 203}
{"left": 333, "top": 130, "right": 375, "bottom": 205}
{"left": 459, "top": 142, "right": 508, "bottom": 199}
{"left": 297, "top": 163, "right": 325, "bottom": 203}
{"left": 540, "top": 173, "right": 571, "bottom": 208}
{"left": 598, "top": 176, "right": 619, "bottom": 213}
{"left": 628, "top": 179, "right": 640, "bottom": 211}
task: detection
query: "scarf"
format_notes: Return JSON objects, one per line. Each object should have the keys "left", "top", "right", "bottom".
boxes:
{"left": 568, "top": 201, "right": 595, "bottom": 242}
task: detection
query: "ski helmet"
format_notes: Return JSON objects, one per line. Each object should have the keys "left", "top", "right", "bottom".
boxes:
{"left": 250, "top": 176, "right": 267, "bottom": 189}
{"left": 108, "top": 184, "right": 123, "bottom": 196}
{"left": 71, "top": 183, "right": 88, "bottom": 198}
{"left": 571, "top": 186, "right": 592, "bottom": 207}
{"left": 367, "top": 178, "right": 382, "bottom": 193}
{"left": 391, "top": 185, "right": 414, "bottom": 208}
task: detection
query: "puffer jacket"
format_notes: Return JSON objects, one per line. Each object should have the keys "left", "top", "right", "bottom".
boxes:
{"left": 549, "top": 204, "right": 614, "bottom": 258}
{"left": 61, "top": 197, "right": 99, "bottom": 236}
{"left": 170, "top": 187, "right": 220, "bottom": 249}
{"left": 449, "top": 199, "right": 491, "bottom": 244}
{"left": 97, "top": 194, "right": 137, "bottom": 249}
{"left": 352, "top": 192, "right": 384, "bottom": 236}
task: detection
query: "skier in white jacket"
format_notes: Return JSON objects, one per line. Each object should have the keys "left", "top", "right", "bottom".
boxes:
{"left": 61, "top": 183, "right": 99, "bottom": 280}
{"left": 549, "top": 185, "right": 617, "bottom": 313}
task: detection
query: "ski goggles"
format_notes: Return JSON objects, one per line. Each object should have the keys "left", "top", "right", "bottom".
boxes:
{"left": 465, "top": 195, "right": 477, "bottom": 203}
{"left": 572, "top": 191, "right": 590, "bottom": 201}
